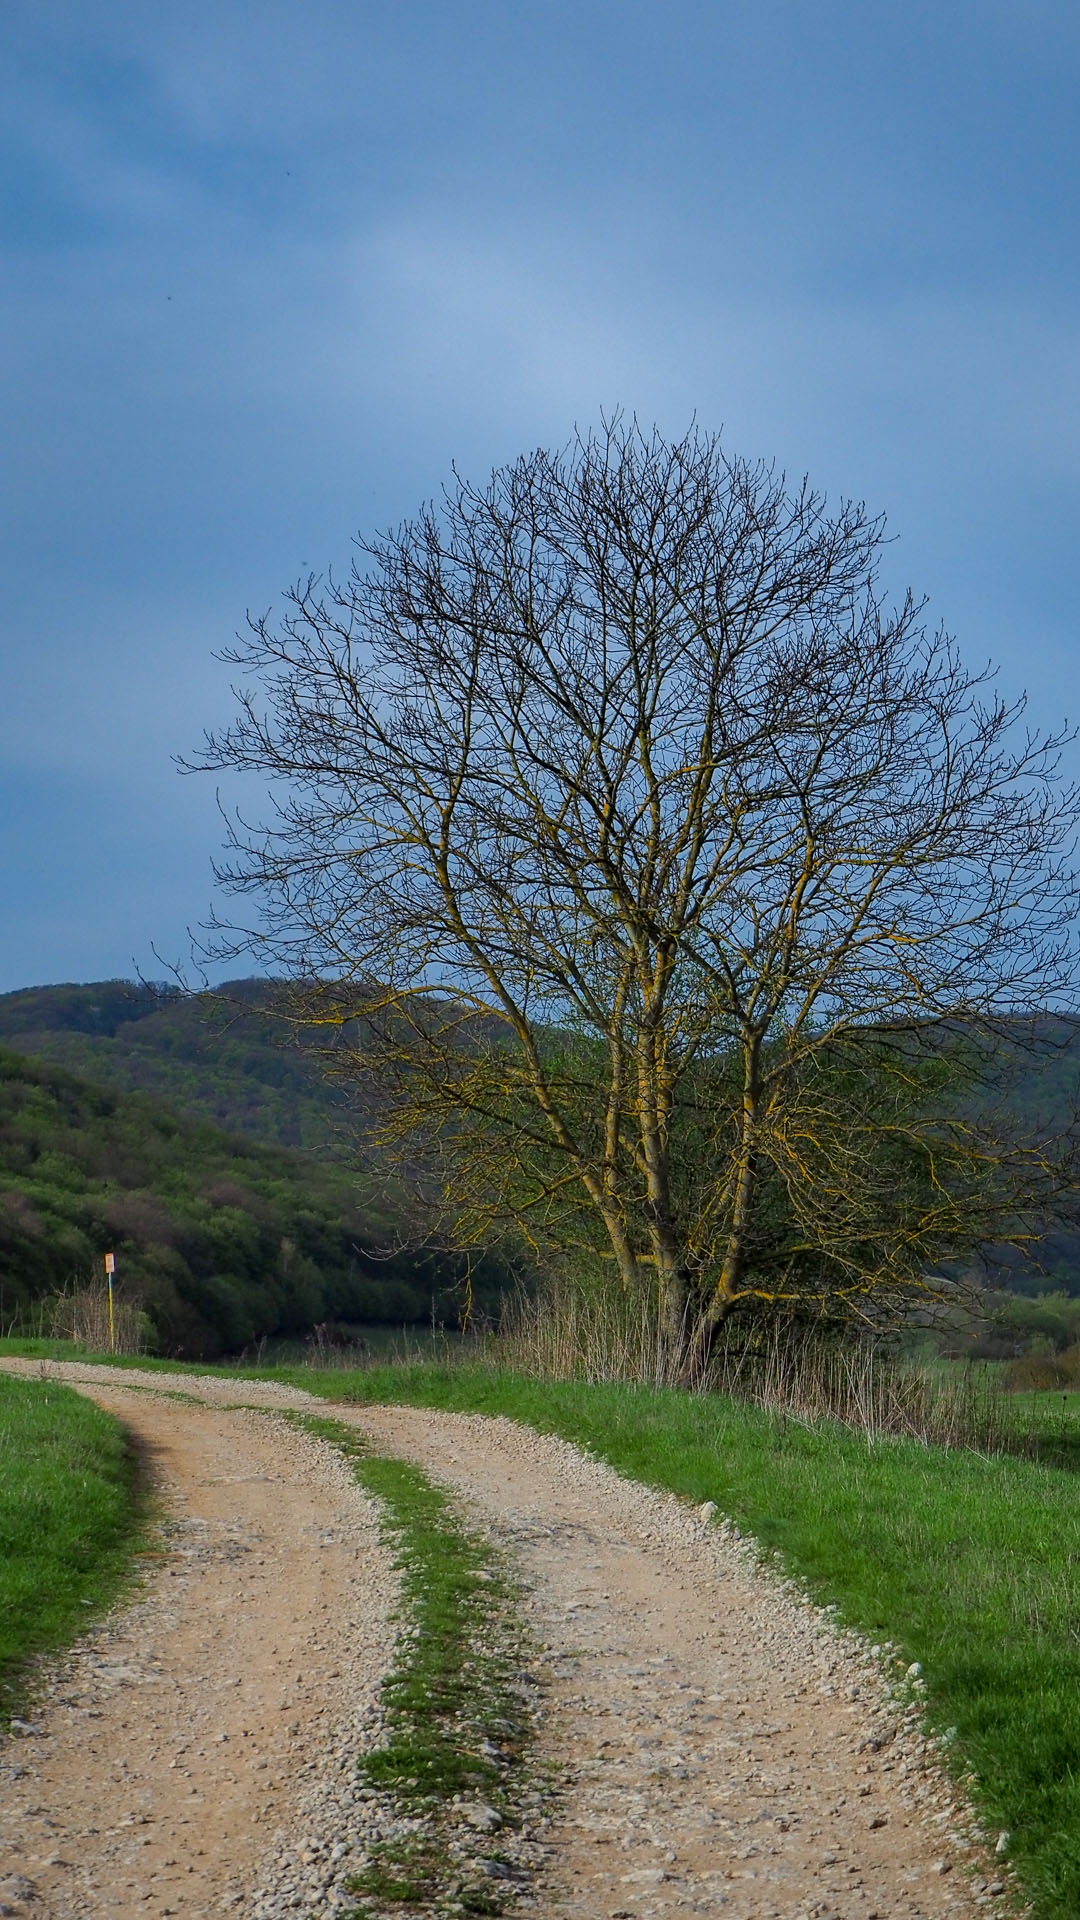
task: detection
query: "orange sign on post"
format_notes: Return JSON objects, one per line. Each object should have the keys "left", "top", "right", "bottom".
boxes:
{"left": 104, "top": 1251, "right": 116, "bottom": 1352}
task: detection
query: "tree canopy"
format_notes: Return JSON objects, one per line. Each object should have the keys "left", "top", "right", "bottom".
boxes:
{"left": 198, "top": 420, "right": 1080, "bottom": 1372}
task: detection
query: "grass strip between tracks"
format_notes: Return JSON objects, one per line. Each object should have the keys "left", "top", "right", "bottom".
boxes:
{"left": 0, "top": 1372, "right": 143, "bottom": 1721}
{"left": 288, "top": 1413, "right": 544, "bottom": 1916}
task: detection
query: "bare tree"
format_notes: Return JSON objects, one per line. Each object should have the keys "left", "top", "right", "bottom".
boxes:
{"left": 195, "top": 420, "right": 1080, "bottom": 1373}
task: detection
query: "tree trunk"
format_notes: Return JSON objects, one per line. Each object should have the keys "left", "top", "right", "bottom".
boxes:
{"left": 677, "top": 1031, "right": 763, "bottom": 1383}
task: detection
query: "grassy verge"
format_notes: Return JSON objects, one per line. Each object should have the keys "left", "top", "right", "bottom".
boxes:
{"left": 290, "top": 1414, "right": 544, "bottom": 1916}
{"left": 0, "top": 1337, "right": 228, "bottom": 1373}
{"left": 0, "top": 1372, "right": 144, "bottom": 1719}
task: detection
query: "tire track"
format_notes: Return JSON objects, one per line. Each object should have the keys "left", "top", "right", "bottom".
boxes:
{"left": 0, "top": 1381, "right": 395, "bottom": 1919}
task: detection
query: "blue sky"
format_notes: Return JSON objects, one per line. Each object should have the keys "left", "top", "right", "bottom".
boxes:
{"left": 3, "top": 0, "right": 1078, "bottom": 991}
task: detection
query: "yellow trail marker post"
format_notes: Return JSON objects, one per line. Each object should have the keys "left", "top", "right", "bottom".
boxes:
{"left": 104, "top": 1251, "right": 116, "bottom": 1353}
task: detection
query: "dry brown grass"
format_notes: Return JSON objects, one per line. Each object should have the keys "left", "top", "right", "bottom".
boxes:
{"left": 708, "top": 1321, "right": 1011, "bottom": 1450}
{"left": 497, "top": 1279, "right": 1010, "bottom": 1451}
{"left": 48, "top": 1285, "right": 146, "bottom": 1355}
{"left": 1003, "top": 1345, "right": 1080, "bottom": 1392}
{"left": 497, "top": 1279, "right": 682, "bottom": 1389}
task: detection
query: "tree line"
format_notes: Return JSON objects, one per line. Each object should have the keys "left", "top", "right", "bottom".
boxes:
{"left": 0, "top": 1047, "right": 504, "bottom": 1356}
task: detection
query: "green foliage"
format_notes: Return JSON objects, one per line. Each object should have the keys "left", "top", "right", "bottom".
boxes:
{"left": 483, "top": 1019, "right": 1067, "bottom": 1328}
{"left": 301, "top": 1422, "right": 517, "bottom": 1802}
{"left": 0, "top": 1046, "right": 500, "bottom": 1357}
{"left": 0, "top": 978, "right": 346, "bottom": 1150}
{"left": 0, "top": 1375, "right": 142, "bottom": 1717}
{"left": 990, "top": 1291, "right": 1080, "bottom": 1355}
{"left": 331, "top": 1363, "right": 1080, "bottom": 1920}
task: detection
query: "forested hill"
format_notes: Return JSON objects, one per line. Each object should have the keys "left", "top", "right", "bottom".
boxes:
{"left": 3, "top": 982, "right": 1078, "bottom": 1342}
{"left": 0, "top": 978, "right": 344, "bottom": 1150}
{"left": 0, "top": 1041, "right": 497, "bottom": 1358}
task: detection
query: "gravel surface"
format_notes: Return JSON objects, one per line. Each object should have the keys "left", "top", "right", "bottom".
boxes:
{"left": 0, "top": 1361, "right": 1005, "bottom": 1918}
{"left": 0, "top": 1377, "right": 397, "bottom": 1919}
{"left": 339, "top": 1403, "right": 999, "bottom": 1920}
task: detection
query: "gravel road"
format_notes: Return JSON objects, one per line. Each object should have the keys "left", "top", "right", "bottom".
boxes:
{"left": 0, "top": 1361, "right": 996, "bottom": 1919}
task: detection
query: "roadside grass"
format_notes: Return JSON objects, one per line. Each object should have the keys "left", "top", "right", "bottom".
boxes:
{"left": 0, "top": 1337, "right": 215, "bottom": 1373}
{"left": 0, "top": 1372, "right": 144, "bottom": 1719}
{"left": 288, "top": 1414, "right": 542, "bottom": 1915}
{"left": 11, "top": 1334, "right": 1080, "bottom": 1455}
{"left": 1003, "top": 1386, "right": 1080, "bottom": 1469}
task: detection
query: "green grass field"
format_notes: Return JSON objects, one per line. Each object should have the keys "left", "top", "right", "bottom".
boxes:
{"left": 0, "top": 1372, "right": 143, "bottom": 1718}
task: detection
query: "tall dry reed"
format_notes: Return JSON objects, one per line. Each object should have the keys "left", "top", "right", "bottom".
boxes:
{"left": 497, "top": 1280, "right": 1011, "bottom": 1451}
{"left": 708, "top": 1321, "right": 1010, "bottom": 1451}
{"left": 48, "top": 1284, "right": 146, "bottom": 1355}
{"left": 497, "top": 1279, "right": 684, "bottom": 1388}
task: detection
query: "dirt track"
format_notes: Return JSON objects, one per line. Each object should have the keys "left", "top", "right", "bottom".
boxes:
{"left": 0, "top": 1362, "right": 990, "bottom": 1918}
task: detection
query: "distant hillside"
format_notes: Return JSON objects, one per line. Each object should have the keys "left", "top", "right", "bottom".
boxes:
{"left": 0, "top": 1043, "right": 502, "bottom": 1358}
{"left": 2, "top": 980, "right": 1077, "bottom": 1317}
{"left": 0, "top": 978, "right": 346, "bottom": 1150}
{"left": 957, "top": 1018, "right": 1080, "bottom": 1296}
